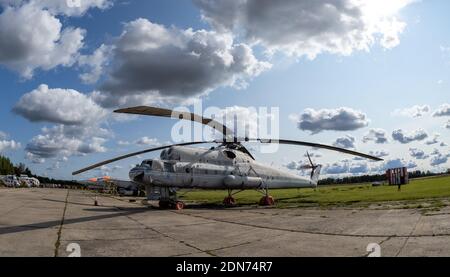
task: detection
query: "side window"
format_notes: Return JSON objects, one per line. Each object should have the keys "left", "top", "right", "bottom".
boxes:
{"left": 164, "top": 162, "right": 175, "bottom": 173}
{"left": 223, "top": 150, "right": 236, "bottom": 159}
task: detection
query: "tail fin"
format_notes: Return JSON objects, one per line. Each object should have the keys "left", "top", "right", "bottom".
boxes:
{"left": 310, "top": 165, "right": 322, "bottom": 187}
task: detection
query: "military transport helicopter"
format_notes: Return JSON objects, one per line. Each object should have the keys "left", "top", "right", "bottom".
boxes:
{"left": 73, "top": 106, "right": 382, "bottom": 210}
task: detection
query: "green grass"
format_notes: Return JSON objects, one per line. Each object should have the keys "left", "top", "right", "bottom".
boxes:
{"left": 179, "top": 175, "right": 450, "bottom": 208}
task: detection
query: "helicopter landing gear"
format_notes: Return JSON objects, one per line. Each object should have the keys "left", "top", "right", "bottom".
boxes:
{"left": 223, "top": 189, "right": 241, "bottom": 206}
{"left": 156, "top": 187, "right": 185, "bottom": 210}
{"left": 258, "top": 187, "right": 275, "bottom": 206}
{"left": 158, "top": 200, "right": 185, "bottom": 210}
{"left": 259, "top": 195, "right": 275, "bottom": 206}
{"left": 223, "top": 196, "right": 236, "bottom": 206}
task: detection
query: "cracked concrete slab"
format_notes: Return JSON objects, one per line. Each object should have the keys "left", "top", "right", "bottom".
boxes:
{"left": 1, "top": 188, "right": 450, "bottom": 257}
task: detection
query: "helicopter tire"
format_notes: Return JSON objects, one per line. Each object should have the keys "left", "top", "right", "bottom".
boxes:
{"left": 174, "top": 201, "right": 185, "bottom": 210}
{"left": 259, "top": 196, "right": 275, "bottom": 206}
{"left": 223, "top": 196, "right": 236, "bottom": 206}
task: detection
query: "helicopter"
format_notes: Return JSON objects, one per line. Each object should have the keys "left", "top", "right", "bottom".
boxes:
{"left": 73, "top": 106, "right": 382, "bottom": 210}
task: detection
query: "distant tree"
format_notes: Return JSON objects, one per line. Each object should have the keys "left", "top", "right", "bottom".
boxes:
{"left": 0, "top": 155, "right": 15, "bottom": 175}
{"left": 14, "top": 162, "right": 27, "bottom": 176}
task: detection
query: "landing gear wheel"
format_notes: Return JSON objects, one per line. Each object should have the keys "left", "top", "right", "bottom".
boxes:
{"left": 259, "top": 196, "right": 275, "bottom": 206}
{"left": 223, "top": 196, "right": 236, "bottom": 206}
{"left": 174, "top": 201, "right": 185, "bottom": 210}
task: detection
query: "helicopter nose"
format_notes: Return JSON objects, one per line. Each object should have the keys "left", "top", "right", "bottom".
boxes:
{"left": 129, "top": 167, "right": 145, "bottom": 182}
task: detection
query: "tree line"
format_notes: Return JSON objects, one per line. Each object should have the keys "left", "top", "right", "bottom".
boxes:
{"left": 0, "top": 155, "right": 32, "bottom": 176}
{"left": 0, "top": 155, "right": 81, "bottom": 187}
{"left": 319, "top": 169, "right": 448, "bottom": 185}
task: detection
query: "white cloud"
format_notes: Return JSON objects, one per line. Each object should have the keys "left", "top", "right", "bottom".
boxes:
{"left": 363, "top": 128, "right": 388, "bottom": 144}
{"left": 392, "top": 105, "right": 430, "bottom": 118}
{"left": 349, "top": 162, "right": 370, "bottom": 174}
{"left": 0, "top": 3, "right": 85, "bottom": 78}
{"left": 0, "top": 0, "right": 112, "bottom": 16}
{"left": 0, "top": 139, "right": 21, "bottom": 153}
{"left": 383, "top": 158, "right": 417, "bottom": 170}
{"left": 409, "top": 148, "right": 429, "bottom": 160}
{"left": 285, "top": 161, "right": 304, "bottom": 171}
{"left": 94, "top": 18, "right": 271, "bottom": 107}
{"left": 433, "top": 103, "right": 450, "bottom": 117}
{"left": 323, "top": 161, "right": 350, "bottom": 175}
{"left": 135, "top": 137, "right": 161, "bottom": 147}
{"left": 292, "top": 107, "right": 369, "bottom": 134}
{"left": 430, "top": 154, "right": 448, "bottom": 167}
{"left": 425, "top": 133, "right": 442, "bottom": 145}
{"left": 77, "top": 44, "right": 113, "bottom": 84}
{"left": 13, "top": 84, "right": 107, "bottom": 125}
{"left": 333, "top": 135, "right": 356, "bottom": 149}
{"left": 26, "top": 152, "right": 45, "bottom": 164}
{"left": 368, "top": 150, "right": 390, "bottom": 158}
{"left": 194, "top": 0, "right": 412, "bottom": 58}
{"left": 392, "top": 129, "right": 428, "bottom": 144}
{"left": 25, "top": 125, "right": 109, "bottom": 159}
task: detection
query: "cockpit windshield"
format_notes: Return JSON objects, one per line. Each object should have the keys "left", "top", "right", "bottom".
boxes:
{"left": 141, "top": 160, "right": 153, "bottom": 167}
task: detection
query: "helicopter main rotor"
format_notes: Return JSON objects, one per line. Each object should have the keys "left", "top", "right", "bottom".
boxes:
{"left": 72, "top": 106, "right": 383, "bottom": 176}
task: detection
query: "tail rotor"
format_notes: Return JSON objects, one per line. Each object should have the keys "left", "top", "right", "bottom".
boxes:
{"left": 300, "top": 152, "right": 322, "bottom": 189}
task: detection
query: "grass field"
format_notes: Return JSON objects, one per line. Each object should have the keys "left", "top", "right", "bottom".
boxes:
{"left": 179, "top": 175, "right": 450, "bottom": 208}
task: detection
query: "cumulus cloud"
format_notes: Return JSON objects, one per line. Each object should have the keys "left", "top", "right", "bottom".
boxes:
{"left": 333, "top": 135, "right": 356, "bottom": 149}
{"left": 13, "top": 84, "right": 107, "bottom": 125}
{"left": 93, "top": 18, "right": 271, "bottom": 108}
{"left": 392, "top": 129, "right": 428, "bottom": 144}
{"left": 25, "top": 125, "right": 108, "bottom": 161}
{"left": 77, "top": 44, "right": 113, "bottom": 84}
{"left": 409, "top": 148, "right": 429, "bottom": 160}
{"left": 362, "top": 128, "right": 388, "bottom": 144}
{"left": 285, "top": 161, "right": 304, "bottom": 171}
{"left": 26, "top": 152, "right": 45, "bottom": 164}
{"left": 425, "top": 133, "right": 442, "bottom": 145}
{"left": 135, "top": 137, "right": 161, "bottom": 147}
{"left": 323, "top": 161, "right": 350, "bottom": 175}
{"left": 15, "top": 85, "right": 112, "bottom": 162}
{"left": 209, "top": 106, "right": 261, "bottom": 138}
{"left": 392, "top": 105, "right": 430, "bottom": 118}
{"left": 0, "top": 138, "right": 21, "bottom": 153}
{"left": 0, "top": 0, "right": 112, "bottom": 16}
{"left": 292, "top": 107, "right": 369, "bottom": 134}
{"left": 0, "top": 3, "right": 86, "bottom": 78}
{"left": 433, "top": 104, "right": 450, "bottom": 117}
{"left": 194, "top": 0, "right": 412, "bottom": 58}
{"left": 369, "top": 150, "right": 390, "bottom": 158}
{"left": 383, "top": 158, "right": 417, "bottom": 170}
{"left": 430, "top": 154, "right": 448, "bottom": 167}
{"left": 349, "top": 162, "right": 370, "bottom": 174}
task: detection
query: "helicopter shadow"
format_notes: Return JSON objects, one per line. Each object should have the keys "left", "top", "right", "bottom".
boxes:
{"left": 0, "top": 206, "right": 149, "bottom": 236}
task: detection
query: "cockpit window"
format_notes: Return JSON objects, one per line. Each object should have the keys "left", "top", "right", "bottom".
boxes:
{"left": 223, "top": 150, "right": 236, "bottom": 159}
{"left": 141, "top": 160, "right": 153, "bottom": 167}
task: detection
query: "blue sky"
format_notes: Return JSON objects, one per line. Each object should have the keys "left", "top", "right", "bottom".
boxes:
{"left": 0, "top": 0, "right": 449, "bottom": 180}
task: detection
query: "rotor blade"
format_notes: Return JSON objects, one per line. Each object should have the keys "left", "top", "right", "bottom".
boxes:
{"left": 114, "top": 106, "right": 234, "bottom": 137}
{"left": 72, "top": 141, "right": 214, "bottom": 176}
{"left": 248, "top": 138, "right": 383, "bottom": 161}
{"left": 306, "top": 151, "right": 314, "bottom": 166}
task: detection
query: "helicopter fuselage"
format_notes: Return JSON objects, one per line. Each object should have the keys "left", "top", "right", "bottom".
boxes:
{"left": 129, "top": 145, "right": 316, "bottom": 190}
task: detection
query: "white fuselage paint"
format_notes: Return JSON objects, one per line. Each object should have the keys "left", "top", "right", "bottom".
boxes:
{"left": 129, "top": 146, "right": 315, "bottom": 190}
